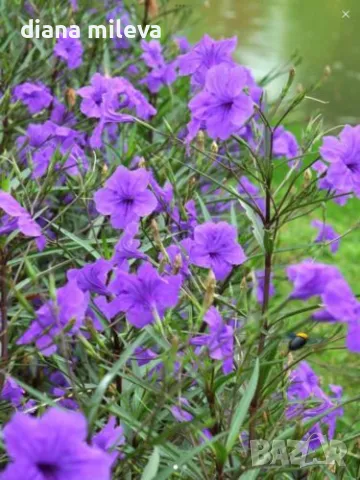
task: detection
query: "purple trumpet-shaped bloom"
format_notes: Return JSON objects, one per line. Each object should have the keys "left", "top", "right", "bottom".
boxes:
{"left": 67, "top": 258, "right": 113, "bottom": 296}
{"left": 112, "top": 222, "right": 147, "bottom": 265}
{"left": 0, "top": 408, "right": 113, "bottom": 480}
{"left": 287, "top": 260, "right": 343, "bottom": 300}
{"left": 171, "top": 397, "right": 193, "bottom": 422}
{"left": 141, "top": 40, "right": 177, "bottom": 93}
{"left": 189, "top": 221, "right": 246, "bottom": 280}
{"left": 0, "top": 377, "right": 24, "bottom": 407}
{"left": 187, "top": 63, "right": 254, "bottom": 141}
{"left": 77, "top": 73, "right": 156, "bottom": 148}
{"left": 17, "top": 280, "right": 88, "bottom": 356}
{"left": 13, "top": 82, "right": 53, "bottom": 114}
{"left": 273, "top": 126, "right": 299, "bottom": 160}
{"left": 255, "top": 270, "right": 275, "bottom": 304}
{"left": 314, "top": 278, "right": 360, "bottom": 353}
{"left": 149, "top": 173, "right": 174, "bottom": 214}
{"left": 0, "top": 190, "right": 42, "bottom": 239}
{"left": 49, "top": 371, "right": 78, "bottom": 410}
{"left": 170, "top": 200, "right": 198, "bottom": 235}
{"left": 141, "top": 39, "right": 165, "bottom": 69}
{"left": 93, "top": 417, "right": 125, "bottom": 464}
{"left": 162, "top": 238, "right": 192, "bottom": 278}
{"left": 178, "top": 34, "right": 237, "bottom": 88}
{"left": 103, "top": 263, "right": 182, "bottom": 328}
{"left": 312, "top": 160, "right": 351, "bottom": 206}
{"left": 94, "top": 166, "right": 158, "bottom": 229}
{"left": 311, "top": 220, "right": 340, "bottom": 253}
{"left": 173, "top": 36, "right": 191, "bottom": 53}
{"left": 191, "top": 307, "right": 234, "bottom": 374}
{"left": 286, "top": 362, "right": 343, "bottom": 451}
{"left": 54, "top": 33, "right": 83, "bottom": 70}
{"left": 17, "top": 120, "right": 87, "bottom": 179}
{"left": 320, "top": 125, "right": 360, "bottom": 201}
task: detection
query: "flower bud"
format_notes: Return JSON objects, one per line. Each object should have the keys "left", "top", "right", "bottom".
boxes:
{"left": 65, "top": 87, "right": 76, "bottom": 109}
{"left": 210, "top": 141, "right": 218, "bottom": 154}
{"left": 138, "top": 156, "right": 146, "bottom": 168}
{"left": 172, "top": 253, "right": 182, "bottom": 275}
{"left": 195, "top": 130, "right": 205, "bottom": 152}
{"left": 102, "top": 163, "right": 108, "bottom": 178}
{"left": 323, "top": 65, "right": 331, "bottom": 79}
{"left": 303, "top": 168, "right": 312, "bottom": 187}
{"left": 203, "top": 269, "right": 216, "bottom": 310}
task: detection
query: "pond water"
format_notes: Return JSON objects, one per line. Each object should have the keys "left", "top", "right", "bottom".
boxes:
{"left": 173, "top": 0, "right": 360, "bottom": 126}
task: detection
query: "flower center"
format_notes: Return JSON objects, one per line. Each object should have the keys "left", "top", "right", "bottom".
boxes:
{"left": 37, "top": 462, "right": 58, "bottom": 479}
{"left": 122, "top": 197, "right": 134, "bottom": 207}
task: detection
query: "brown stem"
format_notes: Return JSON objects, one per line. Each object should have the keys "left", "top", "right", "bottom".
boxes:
{"left": 0, "top": 251, "right": 8, "bottom": 365}
{"left": 249, "top": 133, "right": 274, "bottom": 442}
{"left": 142, "top": 0, "right": 151, "bottom": 28}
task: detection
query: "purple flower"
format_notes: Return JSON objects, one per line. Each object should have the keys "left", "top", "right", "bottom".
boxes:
{"left": 187, "top": 64, "right": 254, "bottom": 141}
{"left": 141, "top": 40, "right": 164, "bottom": 69}
{"left": 17, "top": 280, "right": 88, "bottom": 356}
{"left": 191, "top": 307, "right": 234, "bottom": 374}
{"left": 317, "top": 278, "right": 358, "bottom": 322}
{"left": 238, "top": 176, "right": 259, "bottom": 197}
{"left": 93, "top": 417, "right": 125, "bottom": 464}
{"left": 0, "top": 408, "right": 112, "bottom": 479}
{"left": 311, "top": 220, "right": 340, "bottom": 253}
{"left": 0, "top": 377, "right": 24, "bottom": 407}
{"left": 67, "top": 258, "right": 113, "bottom": 295}
{"left": 77, "top": 73, "right": 110, "bottom": 119}
{"left": 17, "top": 120, "right": 87, "bottom": 179}
{"left": 314, "top": 278, "right": 360, "bottom": 353}
{"left": 133, "top": 347, "right": 158, "bottom": 366}
{"left": 273, "top": 126, "right": 299, "bottom": 160}
{"left": 173, "top": 36, "right": 191, "bottom": 53}
{"left": 320, "top": 125, "right": 360, "bottom": 201}
{"left": 178, "top": 34, "right": 237, "bottom": 88}
{"left": 312, "top": 160, "right": 350, "bottom": 206}
{"left": 13, "top": 82, "right": 53, "bottom": 114}
{"left": 77, "top": 73, "right": 156, "bottom": 148}
{"left": 142, "top": 63, "right": 177, "bottom": 93}
{"left": 141, "top": 40, "right": 177, "bottom": 93}
{"left": 190, "top": 221, "right": 246, "bottom": 280}
{"left": 149, "top": 173, "right": 174, "bottom": 214}
{"left": 255, "top": 270, "right": 275, "bottom": 304}
{"left": 162, "top": 238, "right": 192, "bottom": 278}
{"left": 49, "top": 371, "right": 78, "bottom": 410}
{"left": 54, "top": 32, "right": 83, "bottom": 70}
{"left": 113, "top": 222, "right": 147, "bottom": 265}
{"left": 286, "top": 362, "right": 343, "bottom": 451}
{"left": 105, "top": 263, "right": 182, "bottom": 328}
{"left": 0, "top": 191, "right": 42, "bottom": 238}
{"left": 287, "top": 260, "right": 342, "bottom": 300}
{"left": 94, "top": 166, "right": 158, "bottom": 229}
{"left": 171, "top": 397, "right": 193, "bottom": 422}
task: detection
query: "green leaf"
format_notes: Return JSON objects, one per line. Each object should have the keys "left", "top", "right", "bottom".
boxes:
{"left": 87, "top": 331, "right": 148, "bottom": 430}
{"left": 239, "top": 468, "right": 261, "bottom": 479}
{"left": 226, "top": 358, "right": 260, "bottom": 453}
{"left": 141, "top": 447, "right": 160, "bottom": 480}
{"left": 238, "top": 198, "right": 265, "bottom": 252}
{"left": 195, "top": 192, "right": 212, "bottom": 222}
{"left": 51, "top": 224, "right": 101, "bottom": 259}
